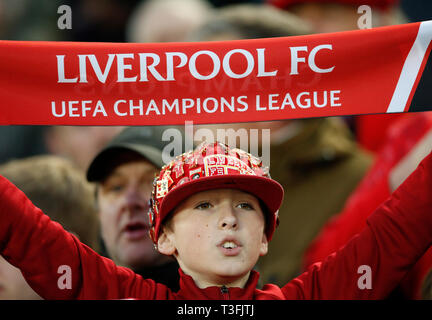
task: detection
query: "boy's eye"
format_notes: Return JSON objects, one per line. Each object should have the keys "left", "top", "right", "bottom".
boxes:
{"left": 236, "top": 202, "right": 254, "bottom": 210}
{"left": 194, "top": 202, "right": 212, "bottom": 210}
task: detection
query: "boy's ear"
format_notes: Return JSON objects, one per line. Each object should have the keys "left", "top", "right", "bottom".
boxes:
{"left": 157, "top": 228, "right": 176, "bottom": 256}
{"left": 259, "top": 233, "right": 269, "bottom": 256}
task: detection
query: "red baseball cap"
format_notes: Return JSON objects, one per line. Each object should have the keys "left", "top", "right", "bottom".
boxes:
{"left": 148, "top": 142, "right": 284, "bottom": 244}
{"left": 267, "top": 0, "right": 398, "bottom": 11}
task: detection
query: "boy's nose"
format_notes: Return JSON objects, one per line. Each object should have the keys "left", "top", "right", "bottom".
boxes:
{"left": 218, "top": 205, "right": 238, "bottom": 230}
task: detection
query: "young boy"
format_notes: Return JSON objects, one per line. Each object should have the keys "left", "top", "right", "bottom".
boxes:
{"left": 1, "top": 141, "right": 432, "bottom": 299}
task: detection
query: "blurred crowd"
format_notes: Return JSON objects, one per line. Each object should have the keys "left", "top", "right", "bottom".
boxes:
{"left": 1, "top": 0, "right": 432, "bottom": 300}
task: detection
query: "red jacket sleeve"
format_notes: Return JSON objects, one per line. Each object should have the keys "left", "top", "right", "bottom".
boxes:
{"left": 0, "top": 176, "right": 170, "bottom": 300}
{"left": 281, "top": 151, "right": 432, "bottom": 299}
{"left": 304, "top": 113, "right": 432, "bottom": 270}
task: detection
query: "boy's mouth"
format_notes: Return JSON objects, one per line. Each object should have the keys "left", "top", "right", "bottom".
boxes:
{"left": 218, "top": 239, "right": 242, "bottom": 256}
{"left": 222, "top": 241, "right": 238, "bottom": 249}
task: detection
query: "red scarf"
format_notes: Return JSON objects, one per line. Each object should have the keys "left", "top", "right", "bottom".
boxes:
{"left": 0, "top": 21, "right": 431, "bottom": 126}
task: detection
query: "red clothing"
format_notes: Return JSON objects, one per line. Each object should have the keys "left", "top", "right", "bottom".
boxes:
{"left": 303, "top": 113, "right": 432, "bottom": 298}
{"left": 355, "top": 114, "right": 406, "bottom": 154}
{"left": 304, "top": 113, "right": 432, "bottom": 265}
{"left": 2, "top": 151, "right": 432, "bottom": 299}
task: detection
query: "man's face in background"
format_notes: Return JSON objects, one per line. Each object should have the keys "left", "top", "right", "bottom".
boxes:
{"left": 97, "top": 154, "right": 170, "bottom": 270}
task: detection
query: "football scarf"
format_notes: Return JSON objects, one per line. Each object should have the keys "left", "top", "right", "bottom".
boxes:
{"left": 0, "top": 20, "right": 431, "bottom": 125}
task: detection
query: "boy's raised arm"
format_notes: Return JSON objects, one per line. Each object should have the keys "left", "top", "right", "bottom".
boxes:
{"left": 0, "top": 175, "right": 165, "bottom": 300}
{"left": 281, "top": 150, "right": 432, "bottom": 299}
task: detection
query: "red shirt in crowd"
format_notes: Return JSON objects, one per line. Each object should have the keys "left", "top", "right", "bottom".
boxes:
{"left": 304, "top": 113, "right": 432, "bottom": 298}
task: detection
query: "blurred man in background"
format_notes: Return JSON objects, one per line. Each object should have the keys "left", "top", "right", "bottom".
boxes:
{"left": 86, "top": 126, "right": 181, "bottom": 291}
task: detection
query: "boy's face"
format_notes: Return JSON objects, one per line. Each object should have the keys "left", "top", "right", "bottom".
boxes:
{"left": 98, "top": 158, "right": 170, "bottom": 270}
{"left": 158, "top": 189, "right": 268, "bottom": 288}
